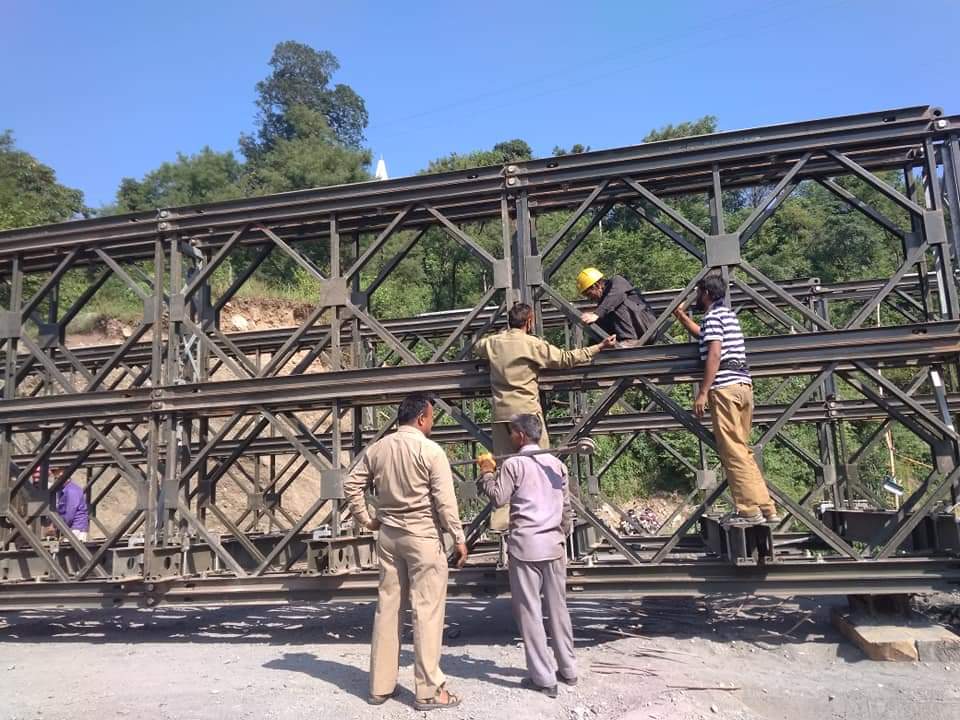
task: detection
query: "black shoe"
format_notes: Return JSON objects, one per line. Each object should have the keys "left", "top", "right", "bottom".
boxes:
{"left": 521, "top": 677, "right": 558, "bottom": 698}
{"left": 558, "top": 674, "right": 578, "bottom": 686}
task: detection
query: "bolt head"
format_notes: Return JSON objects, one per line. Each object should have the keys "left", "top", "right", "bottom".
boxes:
{"left": 507, "top": 177, "right": 518, "bottom": 186}
{"left": 936, "top": 119, "right": 948, "bottom": 129}
{"left": 507, "top": 165, "right": 518, "bottom": 173}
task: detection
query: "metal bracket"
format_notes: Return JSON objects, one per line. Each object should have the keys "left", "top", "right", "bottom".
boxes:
{"left": 923, "top": 209, "right": 947, "bottom": 246}
{"left": 169, "top": 293, "right": 186, "bottom": 323}
{"left": 492, "top": 259, "right": 511, "bottom": 290}
{"left": 0, "top": 311, "right": 20, "bottom": 339}
{"left": 307, "top": 535, "right": 377, "bottom": 575}
{"left": 933, "top": 439, "right": 957, "bottom": 475}
{"left": 696, "top": 469, "right": 718, "bottom": 490}
{"left": 706, "top": 233, "right": 741, "bottom": 268}
{"left": 701, "top": 516, "right": 776, "bottom": 566}
{"left": 320, "top": 277, "right": 349, "bottom": 307}
{"left": 320, "top": 469, "right": 345, "bottom": 499}
{"left": 586, "top": 474, "right": 600, "bottom": 495}
{"left": 143, "top": 297, "right": 157, "bottom": 325}
{"left": 523, "top": 255, "right": 543, "bottom": 287}
{"left": 822, "top": 463, "right": 838, "bottom": 487}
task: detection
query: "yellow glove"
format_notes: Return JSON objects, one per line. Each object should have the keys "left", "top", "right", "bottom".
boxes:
{"left": 476, "top": 452, "right": 497, "bottom": 475}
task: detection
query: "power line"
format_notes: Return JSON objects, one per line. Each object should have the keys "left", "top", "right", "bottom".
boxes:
{"left": 366, "top": 0, "right": 806, "bottom": 137}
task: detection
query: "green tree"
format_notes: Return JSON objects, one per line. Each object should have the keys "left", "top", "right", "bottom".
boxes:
{"left": 114, "top": 147, "right": 245, "bottom": 212}
{"left": 242, "top": 41, "right": 368, "bottom": 156}
{"left": 0, "top": 131, "right": 86, "bottom": 229}
{"left": 552, "top": 143, "right": 590, "bottom": 156}
{"left": 643, "top": 115, "right": 717, "bottom": 143}
{"left": 243, "top": 106, "right": 370, "bottom": 194}
{"left": 423, "top": 139, "right": 533, "bottom": 173}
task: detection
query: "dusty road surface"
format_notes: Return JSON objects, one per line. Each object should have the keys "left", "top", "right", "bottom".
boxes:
{"left": 1, "top": 595, "right": 958, "bottom": 720}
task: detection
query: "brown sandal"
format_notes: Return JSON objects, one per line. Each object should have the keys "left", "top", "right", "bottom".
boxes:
{"left": 414, "top": 685, "right": 462, "bottom": 711}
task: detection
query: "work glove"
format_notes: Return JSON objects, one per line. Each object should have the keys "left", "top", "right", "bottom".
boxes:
{"left": 476, "top": 452, "right": 496, "bottom": 475}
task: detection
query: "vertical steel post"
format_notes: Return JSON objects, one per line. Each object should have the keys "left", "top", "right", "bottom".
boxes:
{"left": 144, "top": 237, "right": 165, "bottom": 577}
{"left": 329, "top": 214, "right": 343, "bottom": 536}
{"left": 0, "top": 256, "right": 23, "bottom": 547}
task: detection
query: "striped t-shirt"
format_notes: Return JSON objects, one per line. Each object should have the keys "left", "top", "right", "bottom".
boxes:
{"left": 699, "top": 303, "right": 751, "bottom": 389}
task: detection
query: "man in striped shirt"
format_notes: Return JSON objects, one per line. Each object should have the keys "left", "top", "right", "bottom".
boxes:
{"left": 674, "top": 273, "right": 779, "bottom": 526}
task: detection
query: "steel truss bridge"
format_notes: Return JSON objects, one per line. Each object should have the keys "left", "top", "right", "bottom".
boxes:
{"left": 2, "top": 105, "right": 960, "bottom": 609}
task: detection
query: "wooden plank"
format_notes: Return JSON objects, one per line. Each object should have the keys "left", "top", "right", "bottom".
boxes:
{"left": 832, "top": 608, "right": 960, "bottom": 662}
{"left": 831, "top": 608, "right": 918, "bottom": 661}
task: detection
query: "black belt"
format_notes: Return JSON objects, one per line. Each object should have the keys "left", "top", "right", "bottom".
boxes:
{"left": 718, "top": 358, "right": 750, "bottom": 372}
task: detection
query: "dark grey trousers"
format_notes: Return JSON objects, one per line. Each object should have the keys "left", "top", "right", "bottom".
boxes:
{"left": 508, "top": 556, "right": 577, "bottom": 687}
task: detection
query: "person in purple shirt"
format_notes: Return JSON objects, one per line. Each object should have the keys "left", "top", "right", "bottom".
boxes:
{"left": 53, "top": 468, "right": 89, "bottom": 542}
{"left": 477, "top": 413, "right": 576, "bottom": 699}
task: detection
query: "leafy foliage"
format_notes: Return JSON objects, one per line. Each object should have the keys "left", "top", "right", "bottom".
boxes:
{"left": 115, "top": 147, "right": 245, "bottom": 213}
{"left": 242, "top": 40, "right": 368, "bottom": 154}
{"left": 1, "top": 55, "right": 940, "bottom": 510}
{"left": 0, "top": 131, "right": 86, "bottom": 229}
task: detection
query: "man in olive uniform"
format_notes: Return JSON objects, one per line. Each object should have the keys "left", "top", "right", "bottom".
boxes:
{"left": 474, "top": 303, "right": 615, "bottom": 530}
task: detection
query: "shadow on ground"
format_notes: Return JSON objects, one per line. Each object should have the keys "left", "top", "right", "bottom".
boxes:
{"left": 0, "top": 595, "right": 843, "bottom": 649}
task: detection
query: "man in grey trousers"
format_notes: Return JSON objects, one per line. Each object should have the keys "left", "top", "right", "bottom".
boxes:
{"left": 477, "top": 413, "right": 576, "bottom": 698}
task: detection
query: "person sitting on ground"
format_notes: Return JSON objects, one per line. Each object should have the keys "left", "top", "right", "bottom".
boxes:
{"left": 476, "top": 413, "right": 576, "bottom": 699}
{"left": 673, "top": 272, "right": 780, "bottom": 526}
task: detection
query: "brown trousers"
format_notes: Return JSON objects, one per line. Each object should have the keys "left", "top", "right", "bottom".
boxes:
{"left": 489, "top": 414, "right": 550, "bottom": 531}
{"left": 370, "top": 525, "right": 449, "bottom": 701}
{"left": 709, "top": 383, "right": 776, "bottom": 517}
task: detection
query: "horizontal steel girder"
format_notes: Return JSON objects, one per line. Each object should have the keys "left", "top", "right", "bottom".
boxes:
{"left": 0, "top": 274, "right": 933, "bottom": 375}
{"left": 0, "top": 106, "right": 954, "bottom": 271}
{"left": 14, "top": 394, "right": 959, "bottom": 467}
{"left": 2, "top": 321, "right": 955, "bottom": 426}
{"left": 0, "top": 557, "right": 958, "bottom": 609}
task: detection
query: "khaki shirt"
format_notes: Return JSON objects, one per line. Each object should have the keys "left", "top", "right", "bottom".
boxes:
{"left": 475, "top": 328, "right": 600, "bottom": 421}
{"left": 344, "top": 425, "right": 465, "bottom": 544}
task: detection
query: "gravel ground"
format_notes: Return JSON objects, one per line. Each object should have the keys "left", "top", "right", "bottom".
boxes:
{"left": 1, "top": 594, "right": 958, "bottom": 720}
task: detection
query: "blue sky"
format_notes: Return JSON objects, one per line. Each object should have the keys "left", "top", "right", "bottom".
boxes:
{"left": 4, "top": 0, "right": 959, "bottom": 208}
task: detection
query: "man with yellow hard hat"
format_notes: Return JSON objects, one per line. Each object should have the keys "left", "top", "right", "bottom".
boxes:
{"left": 576, "top": 268, "right": 656, "bottom": 344}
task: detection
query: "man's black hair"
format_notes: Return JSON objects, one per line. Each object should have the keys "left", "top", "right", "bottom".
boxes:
{"left": 698, "top": 273, "right": 727, "bottom": 301}
{"left": 508, "top": 302, "right": 533, "bottom": 329}
{"left": 397, "top": 394, "right": 433, "bottom": 425}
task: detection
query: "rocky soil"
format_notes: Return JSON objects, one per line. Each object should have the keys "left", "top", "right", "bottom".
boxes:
{"left": 2, "top": 594, "right": 959, "bottom": 720}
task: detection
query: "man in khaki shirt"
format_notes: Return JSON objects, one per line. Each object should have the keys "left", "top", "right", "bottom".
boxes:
{"left": 345, "top": 394, "right": 467, "bottom": 710}
{"left": 474, "top": 302, "right": 615, "bottom": 529}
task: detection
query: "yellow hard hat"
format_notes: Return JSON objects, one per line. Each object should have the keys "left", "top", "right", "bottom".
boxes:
{"left": 576, "top": 267, "right": 604, "bottom": 295}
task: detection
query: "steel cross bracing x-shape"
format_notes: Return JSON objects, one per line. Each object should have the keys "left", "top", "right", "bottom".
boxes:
{"left": 2, "top": 106, "right": 960, "bottom": 602}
